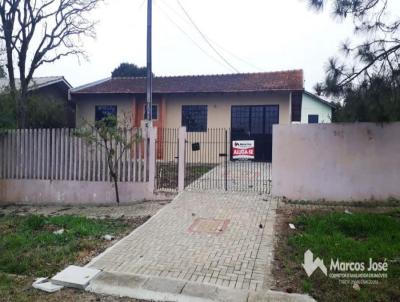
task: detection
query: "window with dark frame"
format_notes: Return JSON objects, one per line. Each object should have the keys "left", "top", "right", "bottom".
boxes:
{"left": 308, "top": 114, "right": 319, "bottom": 124}
{"left": 232, "top": 106, "right": 250, "bottom": 133}
{"left": 291, "top": 92, "right": 302, "bottom": 122}
{"left": 95, "top": 105, "right": 117, "bottom": 122}
{"left": 182, "top": 105, "right": 208, "bottom": 132}
{"left": 144, "top": 104, "right": 158, "bottom": 120}
{"left": 231, "top": 106, "right": 250, "bottom": 133}
{"left": 231, "top": 105, "right": 279, "bottom": 134}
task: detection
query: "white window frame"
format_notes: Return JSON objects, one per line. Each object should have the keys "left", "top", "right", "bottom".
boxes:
{"left": 143, "top": 104, "right": 159, "bottom": 121}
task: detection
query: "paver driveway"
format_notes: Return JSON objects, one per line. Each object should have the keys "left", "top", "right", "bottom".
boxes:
{"left": 87, "top": 191, "right": 277, "bottom": 292}
{"left": 186, "top": 162, "right": 272, "bottom": 193}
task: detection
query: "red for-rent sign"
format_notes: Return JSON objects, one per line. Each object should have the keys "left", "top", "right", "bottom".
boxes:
{"left": 232, "top": 140, "right": 255, "bottom": 160}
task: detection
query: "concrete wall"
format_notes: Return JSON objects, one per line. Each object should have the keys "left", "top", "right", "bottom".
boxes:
{"left": 164, "top": 92, "right": 291, "bottom": 128}
{"left": 300, "top": 93, "right": 332, "bottom": 124}
{"left": 272, "top": 123, "right": 400, "bottom": 201}
{"left": 0, "top": 180, "right": 166, "bottom": 205}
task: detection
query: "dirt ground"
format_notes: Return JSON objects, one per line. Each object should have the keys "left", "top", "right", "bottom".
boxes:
{"left": 0, "top": 200, "right": 172, "bottom": 302}
{"left": 0, "top": 273, "right": 148, "bottom": 302}
{"left": 0, "top": 200, "right": 171, "bottom": 219}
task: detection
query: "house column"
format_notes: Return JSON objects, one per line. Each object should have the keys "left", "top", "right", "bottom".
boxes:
{"left": 131, "top": 96, "right": 136, "bottom": 128}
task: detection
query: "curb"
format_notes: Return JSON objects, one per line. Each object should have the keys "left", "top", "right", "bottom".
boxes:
{"left": 87, "top": 272, "right": 316, "bottom": 302}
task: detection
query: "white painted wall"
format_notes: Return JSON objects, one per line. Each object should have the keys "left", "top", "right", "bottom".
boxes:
{"left": 301, "top": 93, "right": 332, "bottom": 123}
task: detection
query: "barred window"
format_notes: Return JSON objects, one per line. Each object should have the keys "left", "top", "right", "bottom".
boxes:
{"left": 182, "top": 105, "right": 207, "bottom": 132}
{"left": 95, "top": 105, "right": 117, "bottom": 122}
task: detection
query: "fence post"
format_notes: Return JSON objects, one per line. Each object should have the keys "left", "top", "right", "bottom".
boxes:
{"left": 147, "top": 127, "right": 157, "bottom": 192}
{"left": 178, "top": 127, "right": 186, "bottom": 192}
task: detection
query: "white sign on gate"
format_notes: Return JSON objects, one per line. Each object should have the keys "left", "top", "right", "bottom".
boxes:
{"left": 232, "top": 140, "right": 255, "bottom": 160}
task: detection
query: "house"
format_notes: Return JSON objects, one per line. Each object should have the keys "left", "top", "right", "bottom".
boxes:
{"left": 0, "top": 76, "right": 75, "bottom": 127}
{"left": 70, "top": 70, "right": 334, "bottom": 161}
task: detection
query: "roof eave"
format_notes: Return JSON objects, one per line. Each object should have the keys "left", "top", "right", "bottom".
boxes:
{"left": 29, "top": 77, "right": 72, "bottom": 91}
{"left": 71, "top": 88, "right": 304, "bottom": 96}
{"left": 304, "top": 90, "right": 335, "bottom": 108}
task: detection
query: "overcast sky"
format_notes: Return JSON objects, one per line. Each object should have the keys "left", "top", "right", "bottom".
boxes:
{"left": 35, "top": 0, "right": 359, "bottom": 91}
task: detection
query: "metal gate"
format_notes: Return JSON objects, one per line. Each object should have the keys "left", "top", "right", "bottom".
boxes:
{"left": 155, "top": 128, "right": 179, "bottom": 192}
{"left": 184, "top": 128, "right": 272, "bottom": 193}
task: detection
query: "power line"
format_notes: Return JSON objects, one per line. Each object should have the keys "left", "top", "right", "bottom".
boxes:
{"left": 138, "top": 0, "right": 146, "bottom": 10}
{"left": 207, "top": 39, "right": 264, "bottom": 72}
{"left": 175, "top": 0, "right": 240, "bottom": 73}
{"left": 163, "top": 0, "right": 263, "bottom": 72}
{"left": 156, "top": 1, "right": 233, "bottom": 71}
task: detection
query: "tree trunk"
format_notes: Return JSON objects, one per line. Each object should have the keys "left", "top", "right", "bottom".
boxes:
{"left": 107, "top": 155, "right": 120, "bottom": 205}
{"left": 113, "top": 174, "right": 120, "bottom": 205}
{"left": 17, "top": 88, "right": 28, "bottom": 129}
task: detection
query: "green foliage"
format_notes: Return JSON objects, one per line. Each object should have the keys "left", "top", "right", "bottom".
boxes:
{"left": 308, "top": 0, "right": 400, "bottom": 122}
{"left": 0, "top": 214, "right": 129, "bottom": 276}
{"left": 291, "top": 212, "right": 400, "bottom": 262}
{"left": 111, "top": 62, "right": 148, "bottom": 78}
{"left": 285, "top": 211, "right": 400, "bottom": 301}
{"left": 0, "top": 92, "right": 71, "bottom": 129}
{"left": 332, "top": 75, "right": 400, "bottom": 122}
{"left": 26, "top": 95, "right": 71, "bottom": 128}
{"left": 0, "top": 92, "right": 16, "bottom": 129}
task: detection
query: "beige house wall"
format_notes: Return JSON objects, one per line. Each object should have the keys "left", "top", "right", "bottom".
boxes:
{"left": 164, "top": 91, "right": 291, "bottom": 129}
{"left": 74, "top": 92, "right": 291, "bottom": 164}
{"left": 272, "top": 122, "right": 400, "bottom": 201}
{"left": 74, "top": 92, "right": 291, "bottom": 129}
{"left": 75, "top": 95, "right": 135, "bottom": 128}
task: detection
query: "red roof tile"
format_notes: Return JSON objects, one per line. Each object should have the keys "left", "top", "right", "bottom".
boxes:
{"left": 71, "top": 70, "right": 304, "bottom": 95}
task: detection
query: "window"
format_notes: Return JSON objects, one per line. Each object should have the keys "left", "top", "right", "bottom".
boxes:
{"left": 264, "top": 105, "right": 279, "bottom": 134}
{"left": 231, "top": 106, "right": 250, "bottom": 133}
{"left": 95, "top": 105, "right": 117, "bottom": 122}
{"left": 231, "top": 105, "right": 279, "bottom": 135}
{"left": 291, "top": 92, "right": 303, "bottom": 122}
{"left": 144, "top": 104, "right": 158, "bottom": 120}
{"left": 182, "top": 105, "right": 207, "bottom": 132}
{"left": 308, "top": 114, "right": 319, "bottom": 124}
{"left": 250, "top": 107, "right": 264, "bottom": 134}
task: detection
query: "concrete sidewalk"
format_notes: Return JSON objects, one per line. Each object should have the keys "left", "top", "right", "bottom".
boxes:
{"left": 86, "top": 191, "right": 314, "bottom": 301}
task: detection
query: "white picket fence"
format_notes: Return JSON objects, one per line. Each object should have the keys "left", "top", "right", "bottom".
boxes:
{"left": 0, "top": 128, "right": 149, "bottom": 182}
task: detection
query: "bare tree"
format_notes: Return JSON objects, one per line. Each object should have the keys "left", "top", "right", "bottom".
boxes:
{"left": 75, "top": 115, "right": 141, "bottom": 204}
{"left": 0, "top": 0, "right": 103, "bottom": 128}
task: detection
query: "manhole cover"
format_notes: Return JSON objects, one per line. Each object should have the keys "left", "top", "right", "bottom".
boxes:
{"left": 188, "top": 218, "right": 230, "bottom": 234}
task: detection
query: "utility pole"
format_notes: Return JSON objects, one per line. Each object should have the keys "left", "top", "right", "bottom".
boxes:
{"left": 146, "top": 0, "right": 153, "bottom": 126}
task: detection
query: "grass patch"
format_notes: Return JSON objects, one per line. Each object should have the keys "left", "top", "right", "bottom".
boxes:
{"left": 0, "top": 214, "right": 131, "bottom": 277}
{"left": 0, "top": 273, "right": 145, "bottom": 302}
{"left": 276, "top": 210, "right": 400, "bottom": 302}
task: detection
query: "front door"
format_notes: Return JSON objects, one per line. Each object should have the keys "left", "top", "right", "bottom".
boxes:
{"left": 231, "top": 105, "right": 279, "bottom": 162}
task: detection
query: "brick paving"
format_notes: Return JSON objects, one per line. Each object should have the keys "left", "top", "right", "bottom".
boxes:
{"left": 186, "top": 162, "right": 272, "bottom": 193}
{"left": 87, "top": 191, "right": 277, "bottom": 291}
